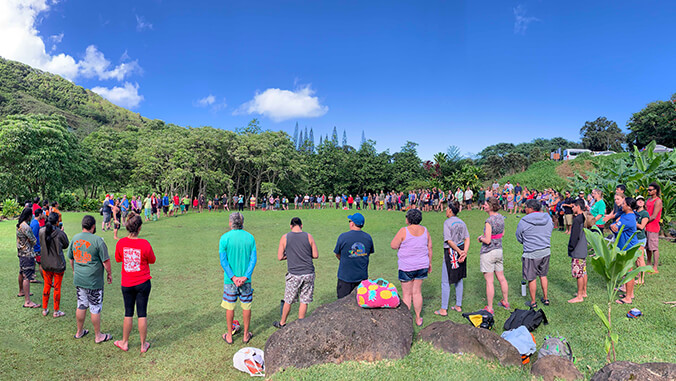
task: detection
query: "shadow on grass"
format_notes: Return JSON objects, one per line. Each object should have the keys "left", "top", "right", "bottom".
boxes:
{"left": 151, "top": 308, "right": 223, "bottom": 347}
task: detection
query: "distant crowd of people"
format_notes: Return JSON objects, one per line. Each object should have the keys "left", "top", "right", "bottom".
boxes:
{"left": 14, "top": 179, "right": 664, "bottom": 350}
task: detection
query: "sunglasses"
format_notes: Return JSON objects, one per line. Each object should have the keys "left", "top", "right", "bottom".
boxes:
{"left": 648, "top": 188, "right": 655, "bottom": 191}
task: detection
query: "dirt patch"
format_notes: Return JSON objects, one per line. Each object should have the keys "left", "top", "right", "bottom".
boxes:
{"left": 556, "top": 160, "right": 594, "bottom": 180}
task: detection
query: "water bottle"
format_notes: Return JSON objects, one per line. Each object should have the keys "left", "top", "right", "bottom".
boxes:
{"left": 521, "top": 279, "right": 527, "bottom": 297}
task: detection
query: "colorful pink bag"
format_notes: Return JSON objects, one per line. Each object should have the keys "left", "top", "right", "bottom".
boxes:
{"left": 356, "top": 278, "right": 400, "bottom": 308}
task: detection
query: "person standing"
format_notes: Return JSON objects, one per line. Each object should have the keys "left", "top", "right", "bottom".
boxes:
{"left": 612, "top": 198, "right": 639, "bottom": 304}
{"left": 334, "top": 213, "right": 375, "bottom": 299}
{"left": 464, "top": 187, "right": 474, "bottom": 211}
{"left": 121, "top": 195, "right": 130, "bottom": 224}
{"left": 112, "top": 200, "right": 121, "bottom": 240}
{"left": 589, "top": 189, "right": 607, "bottom": 231}
{"left": 645, "top": 182, "right": 663, "bottom": 273}
{"left": 390, "top": 209, "right": 432, "bottom": 326}
{"left": 561, "top": 191, "right": 575, "bottom": 234}
{"left": 114, "top": 212, "right": 156, "bottom": 353}
{"left": 30, "top": 208, "right": 45, "bottom": 282}
{"left": 68, "top": 215, "right": 113, "bottom": 343}
{"left": 274, "top": 217, "right": 319, "bottom": 328}
{"left": 567, "top": 199, "right": 589, "bottom": 303}
{"left": 477, "top": 198, "right": 509, "bottom": 314}
{"left": 435, "top": 201, "right": 469, "bottom": 316}
{"left": 39, "top": 213, "right": 69, "bottom": 317}
{"left": 17, "top": 208, "right": 40, "bottom": 308}
{"left": 516, "top": 199, "right": 554, "bottom": 308}
{"left": 102, "top": 195, "right": 112, "bottom": 231}
{"left": 219, "top": 213, "right": 257, "bottom": 345}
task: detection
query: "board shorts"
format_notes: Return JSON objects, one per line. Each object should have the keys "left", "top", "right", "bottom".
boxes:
{"left": 398, "top": 268, "right": 428, "bottom": 282}
{"left": 646, "top": 231, "right": 659, "bottom": 251}
{"left": 19, "top": 256, "right": 36, "bottom": 280}
{"left": 103, "top": 212, "right": 111, "bottom": 223}
{"left": 564, "top": 214, "right": 573, "bottom": 226}
{"left": 522, "top": 256, "right": 550, "bottom": 281}
{"left": 480, "top": 249, "right": 504, "bottom": 273}
{"left": 571, "top": 258, "right": 586, "bottom": 278}
{"left": 221, "top": 282, "right": 253, "bottom": 310}
{"left": 76, "top": 287, "right": 104, "bottom": 314}
{"left": 284, "top": 273, "right": 315, "bottom": 305}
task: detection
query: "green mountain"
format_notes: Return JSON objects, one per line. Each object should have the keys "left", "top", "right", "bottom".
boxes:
{"left": 0, "top": 57, "right": 148, "bottom": 136}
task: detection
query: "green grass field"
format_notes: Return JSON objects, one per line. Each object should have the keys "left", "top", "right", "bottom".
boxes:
{"left": 1, "top": 208, "right": 674, "bottom": 380}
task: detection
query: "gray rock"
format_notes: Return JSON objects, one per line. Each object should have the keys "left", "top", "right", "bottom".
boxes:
{"left": 531, "top": 355, "right": 583, "bottom": 381}
{"left": 591, "top": 361, "right": 676, "bottom": 381}
{"left": 264, "top": 288, "right": 413, "bottom": 375}
{"left": 418, "top": 320, "right": 521, "bottom": 367}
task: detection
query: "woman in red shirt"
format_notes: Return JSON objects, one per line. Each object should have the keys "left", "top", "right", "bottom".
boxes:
{"left": 114, "top": 212, "right": 156, "bottom": 353}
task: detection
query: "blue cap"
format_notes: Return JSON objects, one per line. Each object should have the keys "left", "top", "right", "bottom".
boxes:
{"left": 348, "top": 213, "right": 365, "bottom": 226}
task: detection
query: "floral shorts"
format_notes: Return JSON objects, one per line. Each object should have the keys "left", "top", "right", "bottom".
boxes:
{"left": 284, "top": 273, "right": 315, "bottom": 305}
{"left": 571, "top": 258, "right": 587, "bottom": 279}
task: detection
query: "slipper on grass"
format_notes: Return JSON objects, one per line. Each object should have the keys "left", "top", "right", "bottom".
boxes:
{"left": 498, "top": 300, "right": 511, "bottom": 310}
{"left": 243, "top": 332, "right": 254, "bottom": 344}
{"left": 222, "top": 334, "right": 233, "bottom": 345}
{"left": 95, "top": 333, "right": 113, "bottom": 344}
{"left": 17, "top": 293, "right": 34, "bottom": 297}
{"left": 433, "top": 310, "right": 448, "bottom": 316}
{"left": 23, "top": 302, "right": 40, "bottom": 308}
{"left": 74, "top": 329, "right": 89, "bottom": 339}
{"left": 141, "top": 342, "right": 151, "bottom": 353}
{"left": 114, "top": 340, "right": 128, "bottom": 352}
{"left": 540, "top": 298, "right": 550, "bottom": 306}
{"left": 615, "top": 299, "right": 632, "bottom": 305}
{"left": 525, "top": 301, "right": 538, "bottom": 309}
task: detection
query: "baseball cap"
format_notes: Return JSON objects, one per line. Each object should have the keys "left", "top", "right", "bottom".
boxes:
{"left": 348, "top": 213, "right": 365, "bottom": 226}
{"left": 636, "top": 195, "right": 645, "bottom": 201}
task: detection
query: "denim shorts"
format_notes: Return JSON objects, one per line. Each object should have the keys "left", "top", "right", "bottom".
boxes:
{"left": 398, "top": 268, "right": 428, "bottom": 282}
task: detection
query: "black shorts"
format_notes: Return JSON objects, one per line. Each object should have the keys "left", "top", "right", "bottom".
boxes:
{"left": 336, "top": 279, "right": 361, "bottom": 299}
{"left": 121, "top": 280, "right": 152, "bottom": 318}
{"left": 163, "top": 206, "right": 168, "bottom": 213}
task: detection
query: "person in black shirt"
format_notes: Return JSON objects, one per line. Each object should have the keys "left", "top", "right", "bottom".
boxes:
{"left": 561, "top": 191, "right": 576, "bottom": 235}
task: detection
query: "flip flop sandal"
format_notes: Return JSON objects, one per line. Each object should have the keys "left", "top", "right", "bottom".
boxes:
{"left": 141, "top": 342, "right": 151, "bottom": 353}
{"left": 525, "top": 301, "right": 538, "bottom": 309}
{"left": 243, "top": 332, "right": 254, "bottom": 344}
{"left": 222, "top": 334, "right": 233, "bottom": 345}
{"left": 273, "top": 321, "right": 286, "bottom": 329}
{"left": 540, "top": 298, "right": 550, "bottom": 306}
{"left": 96, "top": 333, "right": 113, "bottom": 344}
{"left": 74, "top": 329, "right": 89, "bottom": 339}
{"left": 23, "top": 303, "right": 40, "bottom": 308}
{"left": 42, "top": 309, "right": 49, "bottom": 316}
{"left": 453, "top": 306, "right": 463, "bottom": 312}
{"left": 53, "top": 311, "right": 65, "bottom": 318}
{"left": 17, "top": 293, "right": 34, "bottom": 297}
{"left": 615, "top": 299, "right": 632, "bottom": 305}
{"left": 114, "top": 340, "right": 128, "bottom": 352}
{"left": 498, "top": 300, "right": 511, "bottom": 310}
{"left": 433, "top": 310, "right": 448, "bottom": 316}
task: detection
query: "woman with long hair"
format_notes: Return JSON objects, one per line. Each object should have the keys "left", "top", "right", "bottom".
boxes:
{"left": 114, "top": 212, "right": 156, "bottom": 353}
{"left": 39, "top": 213, "right": 69, "bottom": 317}
{"left": 17, "top": 207, "right": 39, "bottom": 308}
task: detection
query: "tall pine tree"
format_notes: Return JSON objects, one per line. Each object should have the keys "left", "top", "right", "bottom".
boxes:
{"left": 332, "top": 126, "right": 338, "bottom": 145}
{"left": 309, "top": 128, "right": 315, "bottom": 152}
{"left": 361, "top": 130, "right": 366, "bottom": 146}
{"left": 292, "top": 122, "right": 299, "bottom": 147}
{"left": 298, "top": 130, "right": 304, "bottom": 150}
{"left": 342, "top": 130, "right": 347, "bottom": 146}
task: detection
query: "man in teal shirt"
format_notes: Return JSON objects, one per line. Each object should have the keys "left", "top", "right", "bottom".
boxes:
{"left": 68, "top": 215, "right": 113, "bottom": 343}
{"left": 219, "top": 212, "right": 257, "bottom": 345}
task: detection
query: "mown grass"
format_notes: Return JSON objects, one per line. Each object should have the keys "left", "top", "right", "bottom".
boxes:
{"left": 1, "top": 208, "right": 674, "bottom": 380}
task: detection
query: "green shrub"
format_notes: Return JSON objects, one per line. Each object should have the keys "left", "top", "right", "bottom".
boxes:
{"left": 57, "top": 192, "right": 80, "bottom": 211}
{"left": 80, "top": 198, "right": 102, "bottom": 213}
{"left": 1, "top": 199, "right": 22, "bottom": 218}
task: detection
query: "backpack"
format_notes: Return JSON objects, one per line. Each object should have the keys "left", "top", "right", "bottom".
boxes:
{"left": 503, "top": 308, "right": 548, "bottom": 332}
{"left": 538, "top": 336, "right": 574, "bottom": 362}
{"left": 462, "top": 309, "right": 494, "bottom": 330}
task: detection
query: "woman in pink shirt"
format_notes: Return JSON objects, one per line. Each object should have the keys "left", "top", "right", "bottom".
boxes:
{"left": 390, "top": 209, "right": 433, "bottom": 327}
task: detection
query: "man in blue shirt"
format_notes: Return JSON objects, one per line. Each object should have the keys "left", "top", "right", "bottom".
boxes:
{"left": 334, "top": 213, "right": 374, "bottom": 298}
{"left": 162, "top": 194, "right": 170, "bottom": 216}
{"left": 611, "top": 197, "right": 638, "bottom": 250}
{"left": 120, "top": 195, "right": 130, "bottom": 224}
{"left": 30, "top": 208, "right": 45, "bottom": 282}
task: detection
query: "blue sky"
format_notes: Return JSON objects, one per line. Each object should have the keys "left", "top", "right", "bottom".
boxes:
{"left": 1, "top": 0, "right": 675, "bottom": 159}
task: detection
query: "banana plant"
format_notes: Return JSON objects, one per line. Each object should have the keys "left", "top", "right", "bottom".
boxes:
{"left": 585, "top": 227, "right": 653, "bottom": 363}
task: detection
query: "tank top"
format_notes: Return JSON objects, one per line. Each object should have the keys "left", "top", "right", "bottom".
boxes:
{"left": 397, "top": 226, "right": 430, "bottom": 271}
{"left": 645, "top": 197, "right": 661, "bottom": 233}
{"left": 285, "top": 231, "right": 314, "bottom": 275}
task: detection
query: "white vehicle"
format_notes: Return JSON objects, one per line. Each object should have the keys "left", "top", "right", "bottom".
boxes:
{"left": 592, "top": 150, "right": 616, "bottom": 157}
{"left": 562, "top": 148, "right": 592, "bottom": 160}
{"left": 653, "top": 144, "right": 674, "bottom": 153}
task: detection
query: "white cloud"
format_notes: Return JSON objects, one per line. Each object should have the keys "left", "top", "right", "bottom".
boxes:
{"left": 91, "top": 82, "right": 144, "bottom": 108}
{"left": 238, "top": 85, "right": 328, "bottom": 122}
{"left": 513, "top": 5, "right": 540, "bottom": 35}
{"left": 135, "top": 15, "right": 153, "bottom": 31}
{"left": 0, "top": 0, "right": 141, "bottom": 84}
{"left": 195, "top": 94, "right": 227, "bottom": 111}
{"left": 197, "top": 94, "right": 216, "bottom": 106}
{"left": 80, "top": 45, "right": 140, "bottom": 81}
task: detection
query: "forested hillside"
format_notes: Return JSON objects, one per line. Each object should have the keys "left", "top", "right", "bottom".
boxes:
{"left": 0, "top": 57, "right": 147, "bottom": 136}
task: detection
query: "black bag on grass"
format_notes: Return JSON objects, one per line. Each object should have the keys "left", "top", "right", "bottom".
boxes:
{"left": 503, "top": 308, "right": 548, "bottom": 331}
{"left": 462, "top": 309, "right": 494, "bottom": 330}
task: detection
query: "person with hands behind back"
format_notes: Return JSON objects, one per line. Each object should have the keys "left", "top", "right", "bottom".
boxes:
{"left": 435, "top": 200, "right": 470, "bottom": 316}
{"left": 219, "top": 212, "right": 257, "bottom": 345}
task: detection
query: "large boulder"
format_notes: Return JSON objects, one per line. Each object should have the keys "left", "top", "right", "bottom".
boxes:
{"left": 591, "top": 361, "right": 676, "bottom": 381}
{"left": 531, "top": 355, "right": 583, "bottom": 381}
{"left": 264, "top": 289, "right": 413, "bottom": 375}
{"left": 418, "top": 320, "right": 521, "bottom": 367}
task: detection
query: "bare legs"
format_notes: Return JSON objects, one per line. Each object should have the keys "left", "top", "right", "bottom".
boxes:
{"left": 528, "top": 276, "right": 548, "bottom": 305}
{"left": 401, "top": 279, "right": 424, "bottom": 325}
{"left": 279, "top": 302, "right": 308, "bottom": 326}
{"left": 225, "top": 308, "right": 251, "bottom": 343}
{"left": 484, "top": 271, "right": 509, "bottom": 312}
